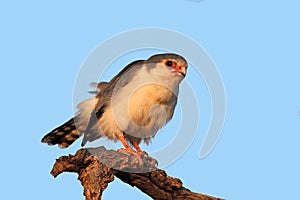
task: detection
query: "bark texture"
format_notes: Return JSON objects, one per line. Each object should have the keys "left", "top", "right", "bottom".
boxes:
{"left": 50, "top": 146, "right": 223, "bottom": 200}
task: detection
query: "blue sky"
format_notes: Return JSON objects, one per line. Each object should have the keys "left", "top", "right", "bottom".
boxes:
{"left": 1, "top": 1, "right": 300, "bottom": 199}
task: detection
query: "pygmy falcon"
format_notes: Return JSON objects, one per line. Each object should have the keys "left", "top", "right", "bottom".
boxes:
{"left": 41, "top": 53, "right": 188, "bottom": 154}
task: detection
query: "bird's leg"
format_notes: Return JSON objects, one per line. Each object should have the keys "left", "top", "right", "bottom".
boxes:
{"left": 117, "top": 134, "right": 144, "bottom": 166}
{"left": 116, "top": 134, "right": 136, "bottom": 153}
{"left": 131, "top": 139, "right": 157, "bottom": 167}
{"left": 131, "top": 140, "right": 147, "bottom": 156}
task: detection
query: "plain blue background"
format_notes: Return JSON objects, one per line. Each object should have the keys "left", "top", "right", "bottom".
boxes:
{"left": 1, "top": 0, "right": 299, "bottom": 199}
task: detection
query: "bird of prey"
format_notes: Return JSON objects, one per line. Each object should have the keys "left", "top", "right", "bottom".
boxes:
{"left": 41, "top": 53, "right": 188, "bottom": 154}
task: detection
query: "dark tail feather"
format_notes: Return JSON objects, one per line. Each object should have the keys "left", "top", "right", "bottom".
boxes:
{"left": 41, "top": 118, "right": 80, "bottom": 148}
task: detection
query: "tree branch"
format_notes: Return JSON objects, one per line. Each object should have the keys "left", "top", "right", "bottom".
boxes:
{"left": 50, "top": 146, "right": 223, "bottom": 200}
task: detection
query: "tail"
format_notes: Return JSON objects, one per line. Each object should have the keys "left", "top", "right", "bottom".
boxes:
{"left": 41, "top": 118, "right": 80, "bottom": 148}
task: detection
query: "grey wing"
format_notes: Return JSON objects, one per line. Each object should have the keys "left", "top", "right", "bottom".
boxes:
{"left": 165, "top": 93, "right": 178, "bottom": 123}
{"left": 81, "top": 59, "right": 145, "bottom": 146}
{"left": 104, "top": 60, "right": 145, "bottom": 93}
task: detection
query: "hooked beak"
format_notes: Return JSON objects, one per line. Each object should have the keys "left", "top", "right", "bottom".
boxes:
{"left": 177, "top": 66, "right": 187, "bottom": 77}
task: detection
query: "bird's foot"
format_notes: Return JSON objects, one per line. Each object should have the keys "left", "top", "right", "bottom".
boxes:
{"left": 117, "top": 148, "right": 144, "bottom": 166}
{"left": 137, "top": 151, "right": 157, "bottom": 166}
{"left": 136, "top": 150, "right": 148, "bottom": 156}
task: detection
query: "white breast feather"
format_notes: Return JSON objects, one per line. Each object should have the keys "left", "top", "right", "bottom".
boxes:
{"left": 108, "top": 65, "right": 179, "bottom": 140}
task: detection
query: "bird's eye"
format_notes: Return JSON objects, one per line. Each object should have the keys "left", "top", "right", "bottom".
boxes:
{"left": 166, "top": 61, "right": 174, "bottom": 67}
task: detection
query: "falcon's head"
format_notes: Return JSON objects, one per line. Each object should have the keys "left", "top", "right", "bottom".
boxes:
{"left": 146, "top": 53, "right": 188, "bottom": 80}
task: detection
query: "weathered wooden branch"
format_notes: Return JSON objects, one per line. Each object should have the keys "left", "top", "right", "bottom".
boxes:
{"left": 50, "top": 146, "right": 223, "bottom": 200}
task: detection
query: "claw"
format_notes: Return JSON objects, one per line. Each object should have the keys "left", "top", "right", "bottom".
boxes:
{"left": 137, "top": 151, "right": 148, "bottom": 156}
{"left": 117, "top": 148, "right": 143, "bottom": 167}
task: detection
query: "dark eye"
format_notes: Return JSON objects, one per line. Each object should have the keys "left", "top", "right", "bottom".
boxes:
{"left": 166, "top": 61, "right": 173, "bottom": 67}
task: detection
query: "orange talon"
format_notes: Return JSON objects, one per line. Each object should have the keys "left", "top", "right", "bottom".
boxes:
{"left": 116, "top": 134, "right": 136, "bottom": 153}
{"left": 131, "top": 140, "right": 147, "bottom": 156}
{"left": 116, "top": 134, "right": 143, "bottom": 166}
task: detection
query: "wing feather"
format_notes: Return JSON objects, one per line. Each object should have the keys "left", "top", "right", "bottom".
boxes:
{"left": 81, "top": 59, "right": 145, "bottom": 145}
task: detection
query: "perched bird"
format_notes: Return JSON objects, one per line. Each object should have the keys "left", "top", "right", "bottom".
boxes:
{"left": 41, "top": 53, "right": 188, "bottom": 154}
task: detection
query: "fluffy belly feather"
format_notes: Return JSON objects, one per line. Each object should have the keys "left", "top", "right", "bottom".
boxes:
{"left": 99, "top": 83, "right": 177, "bottom": 142}
{"left": 126, "top": 84, "right": 175, "bottom": 137}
